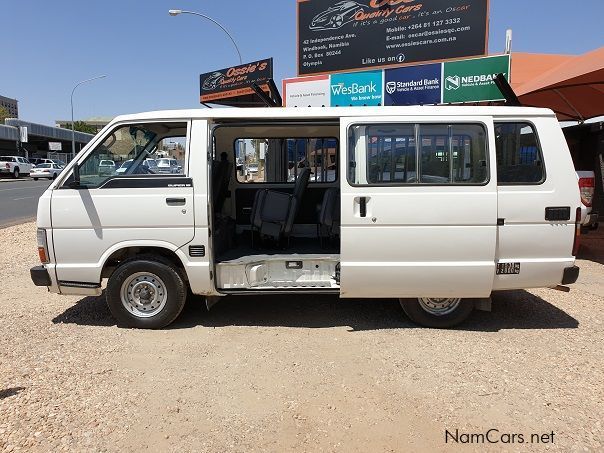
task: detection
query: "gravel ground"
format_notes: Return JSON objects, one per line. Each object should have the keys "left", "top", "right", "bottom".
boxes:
{"left": 0, "top": 222, "right": 603, "bottom": 452}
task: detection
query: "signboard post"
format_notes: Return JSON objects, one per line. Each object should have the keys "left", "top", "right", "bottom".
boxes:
{"left": 298, "top": 0, "right": 489, "bottom": 76}
{"left": 200, "top": 58, "right": 273, "bottom": 106}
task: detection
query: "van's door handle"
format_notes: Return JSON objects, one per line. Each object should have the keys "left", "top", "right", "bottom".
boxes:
{"left": 359, "top": 197, "right": 367, "bottom": 218}
{"left": 166, "top": 197, "right": 186, "bottom": 206}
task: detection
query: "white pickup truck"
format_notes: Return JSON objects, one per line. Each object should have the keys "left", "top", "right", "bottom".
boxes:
{"left": 577, "top": 170, "right": 599, "bottom": 232}
{"left": 0, "top": 155, "right": 34, "bottom": 178}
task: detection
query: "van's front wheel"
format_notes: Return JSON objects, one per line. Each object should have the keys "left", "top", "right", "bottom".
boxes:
{"left": 106, "top": 259, "right": 187, "bottom": 329}
{"left": 400, "top": 297, "right": 473, "bottom": 328}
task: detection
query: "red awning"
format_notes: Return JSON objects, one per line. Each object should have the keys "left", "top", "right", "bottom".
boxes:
{"left": 514, "top": 47, "right": 604, "bottom": 121}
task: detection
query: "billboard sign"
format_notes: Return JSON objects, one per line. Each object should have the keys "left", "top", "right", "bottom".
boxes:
{"left": 383, "top": 63, "right": 441, "bottom": 106}
{"left": 298, "top": 0, "right": 490, "bottom": 76}
{"left": 200, "top": 58, "right": 273, "bottom": 103}
{"left": 443, "top": 55, "right": 510, "bottom": 103}
{"left": 283, "top": 54, "right": 510, "bottom": 107}
{"left": 48, "top": 142, "right": 62, "bottom": 151}
{"left": 330, "top": 70, "right": 383, "bottom": 106}
{"left": 283, "top": 75, "right": 331, "bottom": 107}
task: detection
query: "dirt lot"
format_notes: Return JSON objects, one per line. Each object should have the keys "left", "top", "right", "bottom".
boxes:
{"left": 1, "top": 222, "right": 603, "bottom": 452}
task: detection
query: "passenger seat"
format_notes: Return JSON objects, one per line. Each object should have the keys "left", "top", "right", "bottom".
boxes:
{"left": 251, "top": 167, "right": 311, "bottom": 245}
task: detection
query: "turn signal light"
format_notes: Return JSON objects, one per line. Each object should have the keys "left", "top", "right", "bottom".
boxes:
{"left": 36, "top": 229, "right": 50, "bottom": 264}
{"left": 38, "top": 247, "right": 48, "bottom": 264}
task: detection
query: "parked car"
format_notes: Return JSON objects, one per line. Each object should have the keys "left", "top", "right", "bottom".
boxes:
{"left": 31, "top": 106, "right": 582, "bottom": 330}
{"left": 31, "top": 158, "right": 67, "bottom": 167}
{"left": 98, "top": 160, "right": 116, "bottom": 175}
{"left": 577, "top": 170, "right": 598, "bottom": 232}
{"left": 115, "top": 158, "right": 157, "bottom": 175}
{"left": 31, "top": 163, "right": 64, "bottom": 180}
{"left": 0, "top": 155, "right": 34, "bottom": 178}
{"left": 156, "top": 158, "right": 180, "bottom": 174}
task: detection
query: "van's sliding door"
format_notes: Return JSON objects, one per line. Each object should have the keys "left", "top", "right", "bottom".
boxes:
{"left": 339, "top": 116, "right": 498, "bottom": 299}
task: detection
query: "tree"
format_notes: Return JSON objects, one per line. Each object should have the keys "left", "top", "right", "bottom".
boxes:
{"left": 0, "top": 106, "right": 9, "bottom": 123}
{"left": 64, "top": 121, "right": 97, "bottom": 134}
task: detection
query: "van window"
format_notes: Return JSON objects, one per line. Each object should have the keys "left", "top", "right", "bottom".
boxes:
{"left": 67, "top": 122, "right": 187, "bottom": 188}
{"left": 495, "top": 122, "right": 545, "bottom": 184}
{"left": 349, "top": 123, "right": 488, "bottom": 185}
{"left": 235, "top": 137, "right": 338, "bottom": 183}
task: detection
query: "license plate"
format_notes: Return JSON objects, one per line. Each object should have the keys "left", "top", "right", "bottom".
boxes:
{"left": 497, "top": 262, "right": 521, "bottom": 275}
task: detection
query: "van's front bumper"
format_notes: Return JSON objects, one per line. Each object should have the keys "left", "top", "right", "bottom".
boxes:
{"left": 31, "top": 265, "right": 52, "bottom": 286}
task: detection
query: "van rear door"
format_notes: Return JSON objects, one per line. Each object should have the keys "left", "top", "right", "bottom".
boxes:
{"left": 493, "top": 118, "right": 579, "bottom": 289}
{"left": 339, "top": 116, "right": 498, "bottom": 299}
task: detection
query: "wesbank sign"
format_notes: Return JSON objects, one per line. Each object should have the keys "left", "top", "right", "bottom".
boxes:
{"left": 283, "top": 55, "right": 510, "bottom": 107}
{"left": 330, "top": 71, "right": 383, "bottom": 106}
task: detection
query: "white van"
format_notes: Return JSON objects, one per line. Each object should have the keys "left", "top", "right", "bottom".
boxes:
{"left": 30, "top": 106, "right": 582, "bottom": 328}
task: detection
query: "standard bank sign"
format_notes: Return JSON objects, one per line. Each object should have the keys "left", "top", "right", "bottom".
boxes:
{"left": 330, "top": 70, "right": 383, "bottom": 106}
{"left": 383, "top": 64, "right": 441, "bottom": 106}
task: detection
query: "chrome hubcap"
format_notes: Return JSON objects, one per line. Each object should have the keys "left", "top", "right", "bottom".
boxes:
{"left": 120, "top": 272, "right": 167, "bottom": 318}
{"left": 418, "top": 298, "right": 461, "bottom": 316}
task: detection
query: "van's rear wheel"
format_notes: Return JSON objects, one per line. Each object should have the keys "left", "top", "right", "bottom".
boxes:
{"left": 106, "top": 259, "right": 187, "bottom": 329}
{"left": 400, "top": 297, "right": 473, "bottom": 328}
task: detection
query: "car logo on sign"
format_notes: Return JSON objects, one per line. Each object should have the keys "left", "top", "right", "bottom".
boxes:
{"left": 385, "top": 81, "right": 397, "bottom": 95}
{"left": 445, "top": 75, "right": 460, "bottom": 91}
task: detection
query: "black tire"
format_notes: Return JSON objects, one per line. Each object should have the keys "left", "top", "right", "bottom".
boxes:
{"left": 52, "top": 173, "right": 57, "bottom": 180}
{"left": 33, "top": 177, "right": 38, "bottom": 181}
{"left": 12, "top": 168, "right": 19, "bottom": 179}
{"left": 106, "top": 258, "right": 187, "bottom": 329}
{"left": 400, "top": 298, "right": 474, "bottom": 328}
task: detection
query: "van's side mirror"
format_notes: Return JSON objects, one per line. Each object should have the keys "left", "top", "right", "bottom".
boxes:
{"left": 68, "top": 164, "right": 83, "bottom": 189}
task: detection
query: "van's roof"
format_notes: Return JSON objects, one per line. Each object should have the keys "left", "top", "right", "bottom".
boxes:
{"left": 111, "top": 105, "right": 555, "bottom": 124}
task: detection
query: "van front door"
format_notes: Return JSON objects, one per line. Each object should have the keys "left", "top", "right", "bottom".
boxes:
{"left": 339, "top": 117, "right": 498, "bottom": 299}
{"left": 50, "top": 121, "right": 197, "bottom": 286}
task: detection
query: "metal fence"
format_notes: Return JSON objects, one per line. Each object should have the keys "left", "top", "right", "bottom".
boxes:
{"left": 47, "top": 152, "right": 73, "bottom": 163}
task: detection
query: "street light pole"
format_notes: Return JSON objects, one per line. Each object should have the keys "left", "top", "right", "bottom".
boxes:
{"left": 168, "top": 9, "right": 243, "bottom": 65}
{"left": 70, "top": 75, "right": 107, "bottom": 160}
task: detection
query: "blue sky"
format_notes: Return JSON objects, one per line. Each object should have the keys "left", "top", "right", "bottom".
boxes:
{"left": 2, "top": 0, "right": 603, "bottom": 125}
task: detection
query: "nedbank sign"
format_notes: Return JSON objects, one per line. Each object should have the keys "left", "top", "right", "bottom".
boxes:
{"left": 283, "top": 54, "right": 510, "bottom": 107}
{"left": 443, "top": 55, "right": 510, "bottom": 103}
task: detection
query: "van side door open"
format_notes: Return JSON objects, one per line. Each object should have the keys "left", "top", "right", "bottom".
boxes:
{"left": 339, "top": 116, "right": 498, "bottom": 299}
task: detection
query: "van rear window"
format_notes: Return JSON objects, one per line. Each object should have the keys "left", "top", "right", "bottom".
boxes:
{"left": 495, "top": 122, "right": 545, "bottom": 184}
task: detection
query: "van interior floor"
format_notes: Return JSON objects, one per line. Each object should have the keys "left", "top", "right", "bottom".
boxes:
{"left": 215, "top": 235, "right": 340, "bottom": 291}
{"left": 216, "top": 235, "right": 339, "bottom": 263}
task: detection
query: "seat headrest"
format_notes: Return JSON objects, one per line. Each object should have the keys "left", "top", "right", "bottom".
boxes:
{"left": 293, "top": 167, "right": 311, "bottom": 200}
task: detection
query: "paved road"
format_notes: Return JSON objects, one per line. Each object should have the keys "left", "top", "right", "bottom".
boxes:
{"left": 0, "top": 179, "right": 51, "bottom": 227}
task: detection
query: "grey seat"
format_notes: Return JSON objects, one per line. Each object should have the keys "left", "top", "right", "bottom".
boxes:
{"left": 318, "top": 188, "right": 340, "bottom": 247}
{"left": 250, "top": 167, "right": 311, "bottom": 244}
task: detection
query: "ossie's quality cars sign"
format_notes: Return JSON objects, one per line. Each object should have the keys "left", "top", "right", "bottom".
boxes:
{"left": 200, "top": 58, "right": 273, "bottom": 103}
{"left": 297, "top": 0, "right": 489, "bottom": 76}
